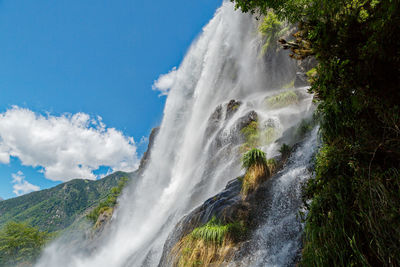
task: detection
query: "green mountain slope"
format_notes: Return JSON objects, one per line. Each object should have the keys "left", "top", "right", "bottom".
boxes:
{"left": 0, "top": 171, "right": 131, "bottom": 233}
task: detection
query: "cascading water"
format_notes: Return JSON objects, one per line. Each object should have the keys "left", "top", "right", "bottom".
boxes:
{"left": 233, "top": 128, "right": 318, "bottom": 266}
{"left": 36, "top": 1, "right": 315, "bottom": 266}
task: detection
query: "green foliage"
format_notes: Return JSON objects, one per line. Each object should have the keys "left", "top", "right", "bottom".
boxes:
{"left": 259, "top": 12, "right": 281, "bottom": 35}
{"left": 305, "top": 68, "right": 317, "bottom": 83}
{"left": 295, "top": 117, "right": 318, "bottom": 139}
{"left": 230, "top": 0, "right": 400, "bottom": 265}
{"left": 230, "top": 0, "right": 310, "bottom": 23}
{"left": 240, "top": 121, "right": 279, "bottom": 151}
{"left": 0, "top": 171, "right": 130, "bottom": 233}
{"left": 241, "top": 149, "right": 270, "bottom": 196}
{"left": 190, "top": 217, "right": 246, "bottom": 245}
{"left": 241, "top": 148, "right": 267, "bottom": 170}
{"left": 86, "top": 177, "right": 128, "bottom": 224}
{"left": 282, "top": 79, "right": 295, "bottom": 89}
{"left": 240, "top": 121, "right": 260, "bottom": 151}
{"left": 265, "top": 90, "right": 298, "bottom": 109}
{"left": 279, "top": 144, "right": 291, "bottom": 158}
{"left": 259, "top": 11, "right": 287, "bottom": 54}
{"left": 0, "top": 221, "right": 52, "bottom": 266}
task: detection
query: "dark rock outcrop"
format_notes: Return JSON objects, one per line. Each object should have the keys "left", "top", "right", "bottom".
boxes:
{"left": 138, "top": 127, "right": 160, "bottom": 172}
{"left": 237, "top": 111, "right": 257, "bottom": 130}
{"left": 226, "top": 99, "right": 241, "bottom": 120}
{"left": 204, "top": 105, "right": 223, "bottom": 138}
{"left": 158, "top": 151, "right": 288, "bottom": 267}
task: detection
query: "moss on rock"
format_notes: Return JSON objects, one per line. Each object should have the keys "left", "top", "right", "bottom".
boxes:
{"left": 265, "top": 90, "right": 298, "bottom": 109}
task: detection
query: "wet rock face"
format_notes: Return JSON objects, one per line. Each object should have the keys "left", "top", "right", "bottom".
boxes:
{"left": 204, "top": 100, "right": 243, "bottom": 139}
{"left": 237, "top": 111, "right": 257, "bottom": 130}
{"left": 181, "top": 179, "right": 246, "bottom": 234}
{"left": 158, "top": 138, "right": 301, "bottom": 266}
{"left": 158, "top": 177, "right": 276, "bottom": 267}
{"left": 138, "top": 127, "right": 160, "bottom": 172}
{"left": 93, "top": 208, "right": 113, "bottom": 234}
{"left": 158, "top": 178, "right": 247, "bottom": 267}
{"left": 226, "top": 99, "right": 241, "bottom": 120}
{"left": 207, "top": 110, "right": 258, "bottom": 150}
{"left": 204, "top": 105, "right": 223, "bottom": 138}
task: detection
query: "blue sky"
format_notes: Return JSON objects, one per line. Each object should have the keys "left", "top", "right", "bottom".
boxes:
{"left": 0, "top": 0, "right": 222, "bottom": 199}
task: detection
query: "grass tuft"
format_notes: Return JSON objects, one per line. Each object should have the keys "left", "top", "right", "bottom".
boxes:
{"left": 241, "top": 149, "right": 270, "bottom": 196}
{"left": 242, "top": 148, "right": 267, "bottom": 170}
{"left": 171, "top": 217, "right": 246, "bottom": 267}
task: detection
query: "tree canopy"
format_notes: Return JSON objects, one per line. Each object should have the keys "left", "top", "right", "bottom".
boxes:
{"left": 0, "top": 221, "right": 51, "bottom": 266}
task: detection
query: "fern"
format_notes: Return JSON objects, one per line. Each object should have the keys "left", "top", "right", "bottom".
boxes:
{"left": 190, "top": 217, "right": 245, "bottom": 245}
{"left": 242, "top": 148, "right": 267, "bottom": 170}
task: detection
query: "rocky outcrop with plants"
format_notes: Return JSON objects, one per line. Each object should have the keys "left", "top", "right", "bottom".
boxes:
{"left": 229, "top": 0, "right": 400, "bottom": 265}
{"left": 158, "top": 94, "right": 314, "bottom": 266}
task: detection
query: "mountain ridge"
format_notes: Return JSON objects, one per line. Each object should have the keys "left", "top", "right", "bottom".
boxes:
{"left": 0, "top": 170, "right": 133, "bottom": 233}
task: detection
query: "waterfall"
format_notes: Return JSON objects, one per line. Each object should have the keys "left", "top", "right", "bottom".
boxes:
{"left": 36, "top": 1, "right": 315, "bottom": 266}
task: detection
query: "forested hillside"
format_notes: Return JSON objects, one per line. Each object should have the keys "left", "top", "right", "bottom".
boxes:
{"left": 0, "top": 171, "right": 131, "bottom": 233}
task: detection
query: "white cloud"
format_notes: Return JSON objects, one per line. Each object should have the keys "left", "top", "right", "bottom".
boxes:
{"left": 12, "top": 171, "right": 40, "bottom": 196}
{"left": 0, "top": 106, "right": 139, "bottom": 182}
{"left": 152, "top": 67, "right": 177, "bottom": 96}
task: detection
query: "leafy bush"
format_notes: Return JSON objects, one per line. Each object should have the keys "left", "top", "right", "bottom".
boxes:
{"left": 0, "top": 222, "right": 51, "bottom": 266}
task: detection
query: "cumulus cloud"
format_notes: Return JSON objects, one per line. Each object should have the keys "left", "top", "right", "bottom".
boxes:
{"left": 152, "top": 67, "right": 177, "bottom": 96}
{"left": 0, "top": 106, "right": 139, "bottom": 182}
{"left": 12, "top": 171, "right": 40, "bottom": 196}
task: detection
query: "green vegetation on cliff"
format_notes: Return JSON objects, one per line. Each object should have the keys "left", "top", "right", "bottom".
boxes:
{"left": 264, "top": 90, "right": 298, "bottom": 109}
{"left": 259, "top": 11, "right": 286, "bottom": 54}
{"left": 231, "top": 0, "right": 400, "bottom": 265}
{"left": 241, "top": 148, "right": 270, "bottom": 196}
{"left": 190, "top": 217, "right": 245, "bottom": 246}
{"left": 172, "top": 217, "right": 246, "bottom": 267}
{"left": 86, "top": 176, "right": 128, "bottom": 225}
{"left": 240, "top": 120, "right": 279, "bottom": 151}
{"left": 240, "top": 121, "right": 260, "bottom": 151}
